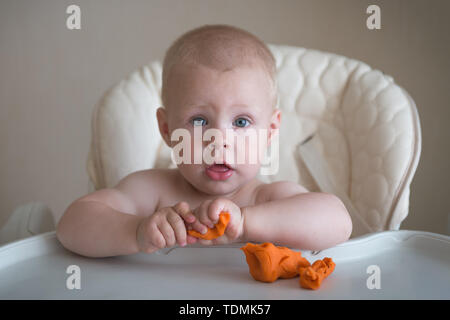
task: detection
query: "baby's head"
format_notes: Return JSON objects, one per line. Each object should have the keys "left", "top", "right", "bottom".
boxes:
{"left": 157, "top": 24, "right": 280, "bottom": 196}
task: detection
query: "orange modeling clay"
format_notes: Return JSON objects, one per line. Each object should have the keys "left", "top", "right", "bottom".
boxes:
{"left": 240, "top": 242, "right": 310, "bottom": 283}
{"left": 188, "top": 212, "right": 230, "bottom": 240}
{"left": 298, "top": 257, "right": 335, "bottom": 290}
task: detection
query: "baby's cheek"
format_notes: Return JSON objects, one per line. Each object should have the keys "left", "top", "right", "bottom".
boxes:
{"left": 183, "top": 134, "right": 203, "bottom": 164}
{"left": 234, "top": 135, "right": 264, "bottom": 166}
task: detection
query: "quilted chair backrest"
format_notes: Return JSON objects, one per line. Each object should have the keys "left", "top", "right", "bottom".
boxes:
{"left": 87, "top": 44, "right": 421, "bottom": 236}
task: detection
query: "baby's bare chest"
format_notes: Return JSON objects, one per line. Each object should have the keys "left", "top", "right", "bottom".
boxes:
{"left": 137, "top": 169, "right": 264, "bottom": 214}
{"left": 155, "top": 180, "right": 261, "bottom": 212}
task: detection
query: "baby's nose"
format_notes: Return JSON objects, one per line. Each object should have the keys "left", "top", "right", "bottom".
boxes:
{"left": 206, "top": 127, "right": 233, "bottom": 149}
{"left": 209, "top": 140, "right": 231, "bottom": 150}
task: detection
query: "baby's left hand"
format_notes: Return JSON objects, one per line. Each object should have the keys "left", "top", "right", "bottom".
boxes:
{"left": 190, "top": 198, "right": 243, "bottom": 245}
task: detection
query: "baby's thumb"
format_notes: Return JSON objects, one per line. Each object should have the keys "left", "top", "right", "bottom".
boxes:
{"left": 173, "top": 201, "right": 196, "bottom": 224}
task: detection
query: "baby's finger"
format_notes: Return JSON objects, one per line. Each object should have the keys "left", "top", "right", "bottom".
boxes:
{"left": 195, "top": 201, "right": 215, "bottom": 229}
{"left": 207, "top": 200, "right": 223, "bottom": 223}
{"left": 215, "top": 234, "right": 231, "bottom": 245}
{"left": 158, "top": 220, "right": 176, "bottom": 247}
{"left": 173, "top": 201, "right": 196, "bottom": 224}
{"left": 148, "top": 223, "right": 166, "bottom": 249}
{"left": 198, "top": 238, "right": 213, "bottom": 246}
{"left": 198, "top": 209, "right": 214, "bottom": 229}
{"left": 187, "top": 234, "right": 198, "bottom": 244}
{"left": 167, "top": 211, "right": 187, "bottom": 247}
{"left": 188, "top": 219, "right": 209, "bottom": 235}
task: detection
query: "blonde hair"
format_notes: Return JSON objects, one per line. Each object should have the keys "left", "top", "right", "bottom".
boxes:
{"left": 161, "top": 24, "right": 277, "bottom": 108}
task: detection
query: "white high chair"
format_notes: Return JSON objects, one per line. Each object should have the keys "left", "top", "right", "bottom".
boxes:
{"left": 6, "top": 46, "right": 450, "bottom": 301}
{"left": 86, "top": 44, "right": 421, "bottom": 238}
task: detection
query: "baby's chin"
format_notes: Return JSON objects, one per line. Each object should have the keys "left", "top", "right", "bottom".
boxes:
{"left": 178, "top": 164, "right": 257, "bottom": 196}
{"left": 194, "top": 181, "right": 239, "bottom": 197}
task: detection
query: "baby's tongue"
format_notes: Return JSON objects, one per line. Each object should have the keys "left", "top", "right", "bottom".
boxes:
{"left": 209, "top": 164, "right": 230, "bottom": 172}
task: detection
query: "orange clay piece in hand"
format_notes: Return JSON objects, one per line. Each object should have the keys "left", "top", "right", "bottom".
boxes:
{"left": 298, "top": 257, "right": 335, "bottom": 290}
{"left": 188, "top": 212, "right": 230, "bottom": 240}
{"left": 240, "top": 242, "right": 310, "bottom": 283}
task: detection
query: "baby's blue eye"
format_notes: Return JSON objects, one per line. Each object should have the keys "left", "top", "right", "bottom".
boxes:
{"left": 234, "top": 118, "right": 250, "bottom": 128}
{"left": 192, "top": 117, "right": 207, "bottom": 126}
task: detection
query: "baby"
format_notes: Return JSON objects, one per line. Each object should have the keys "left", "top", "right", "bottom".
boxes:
{"left": 56, "top": 25, "right": 352, "bottom": 257}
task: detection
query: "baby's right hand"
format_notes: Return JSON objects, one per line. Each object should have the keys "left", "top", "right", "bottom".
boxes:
{"left": 136, "top": 201, "right": 197, "bottom": 253}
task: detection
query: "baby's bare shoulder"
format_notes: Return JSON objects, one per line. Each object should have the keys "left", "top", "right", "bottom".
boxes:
{"left": 114, "top": 168, "right": 178, "bottom": 215}
{"left": 254, "top": 180, "right": 309, "bottom": 204}
{"left": 117, "top": 168, "right": 175, "bottom": 189}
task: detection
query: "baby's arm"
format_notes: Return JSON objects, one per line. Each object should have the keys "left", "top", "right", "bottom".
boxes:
{"left": 57, "top": 170, "right": 159, "bottom": 257}
{"left": 242, "top": 181, "right": 352, "bottom": 251}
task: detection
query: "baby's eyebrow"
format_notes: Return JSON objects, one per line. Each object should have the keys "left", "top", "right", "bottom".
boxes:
{"left": 230, "top": 103, "right": 250, "bottom": 109}
{"left": 185, "top": 104, "right": 240, "bottom": 109}
{"left": 182, "top": 102, "right": 210, "bottom": 109}
{"left": 180, "top": 102, "right": 253, "bottom": 116}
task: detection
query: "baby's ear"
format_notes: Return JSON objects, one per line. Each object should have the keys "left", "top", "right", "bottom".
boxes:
{"left": 268, "top": 109, "right": 281, "bottom": 146}
{"left": 156, "top": 107, "right": 171, "bottom": 146}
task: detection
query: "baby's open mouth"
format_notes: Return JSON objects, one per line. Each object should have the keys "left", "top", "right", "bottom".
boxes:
{"left": 205, "top": 162, "right": 234, "bottom": 181}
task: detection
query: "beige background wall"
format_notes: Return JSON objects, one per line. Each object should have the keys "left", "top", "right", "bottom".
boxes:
{"left": 1, "top": 0, "right": 449, "bottom": 234}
